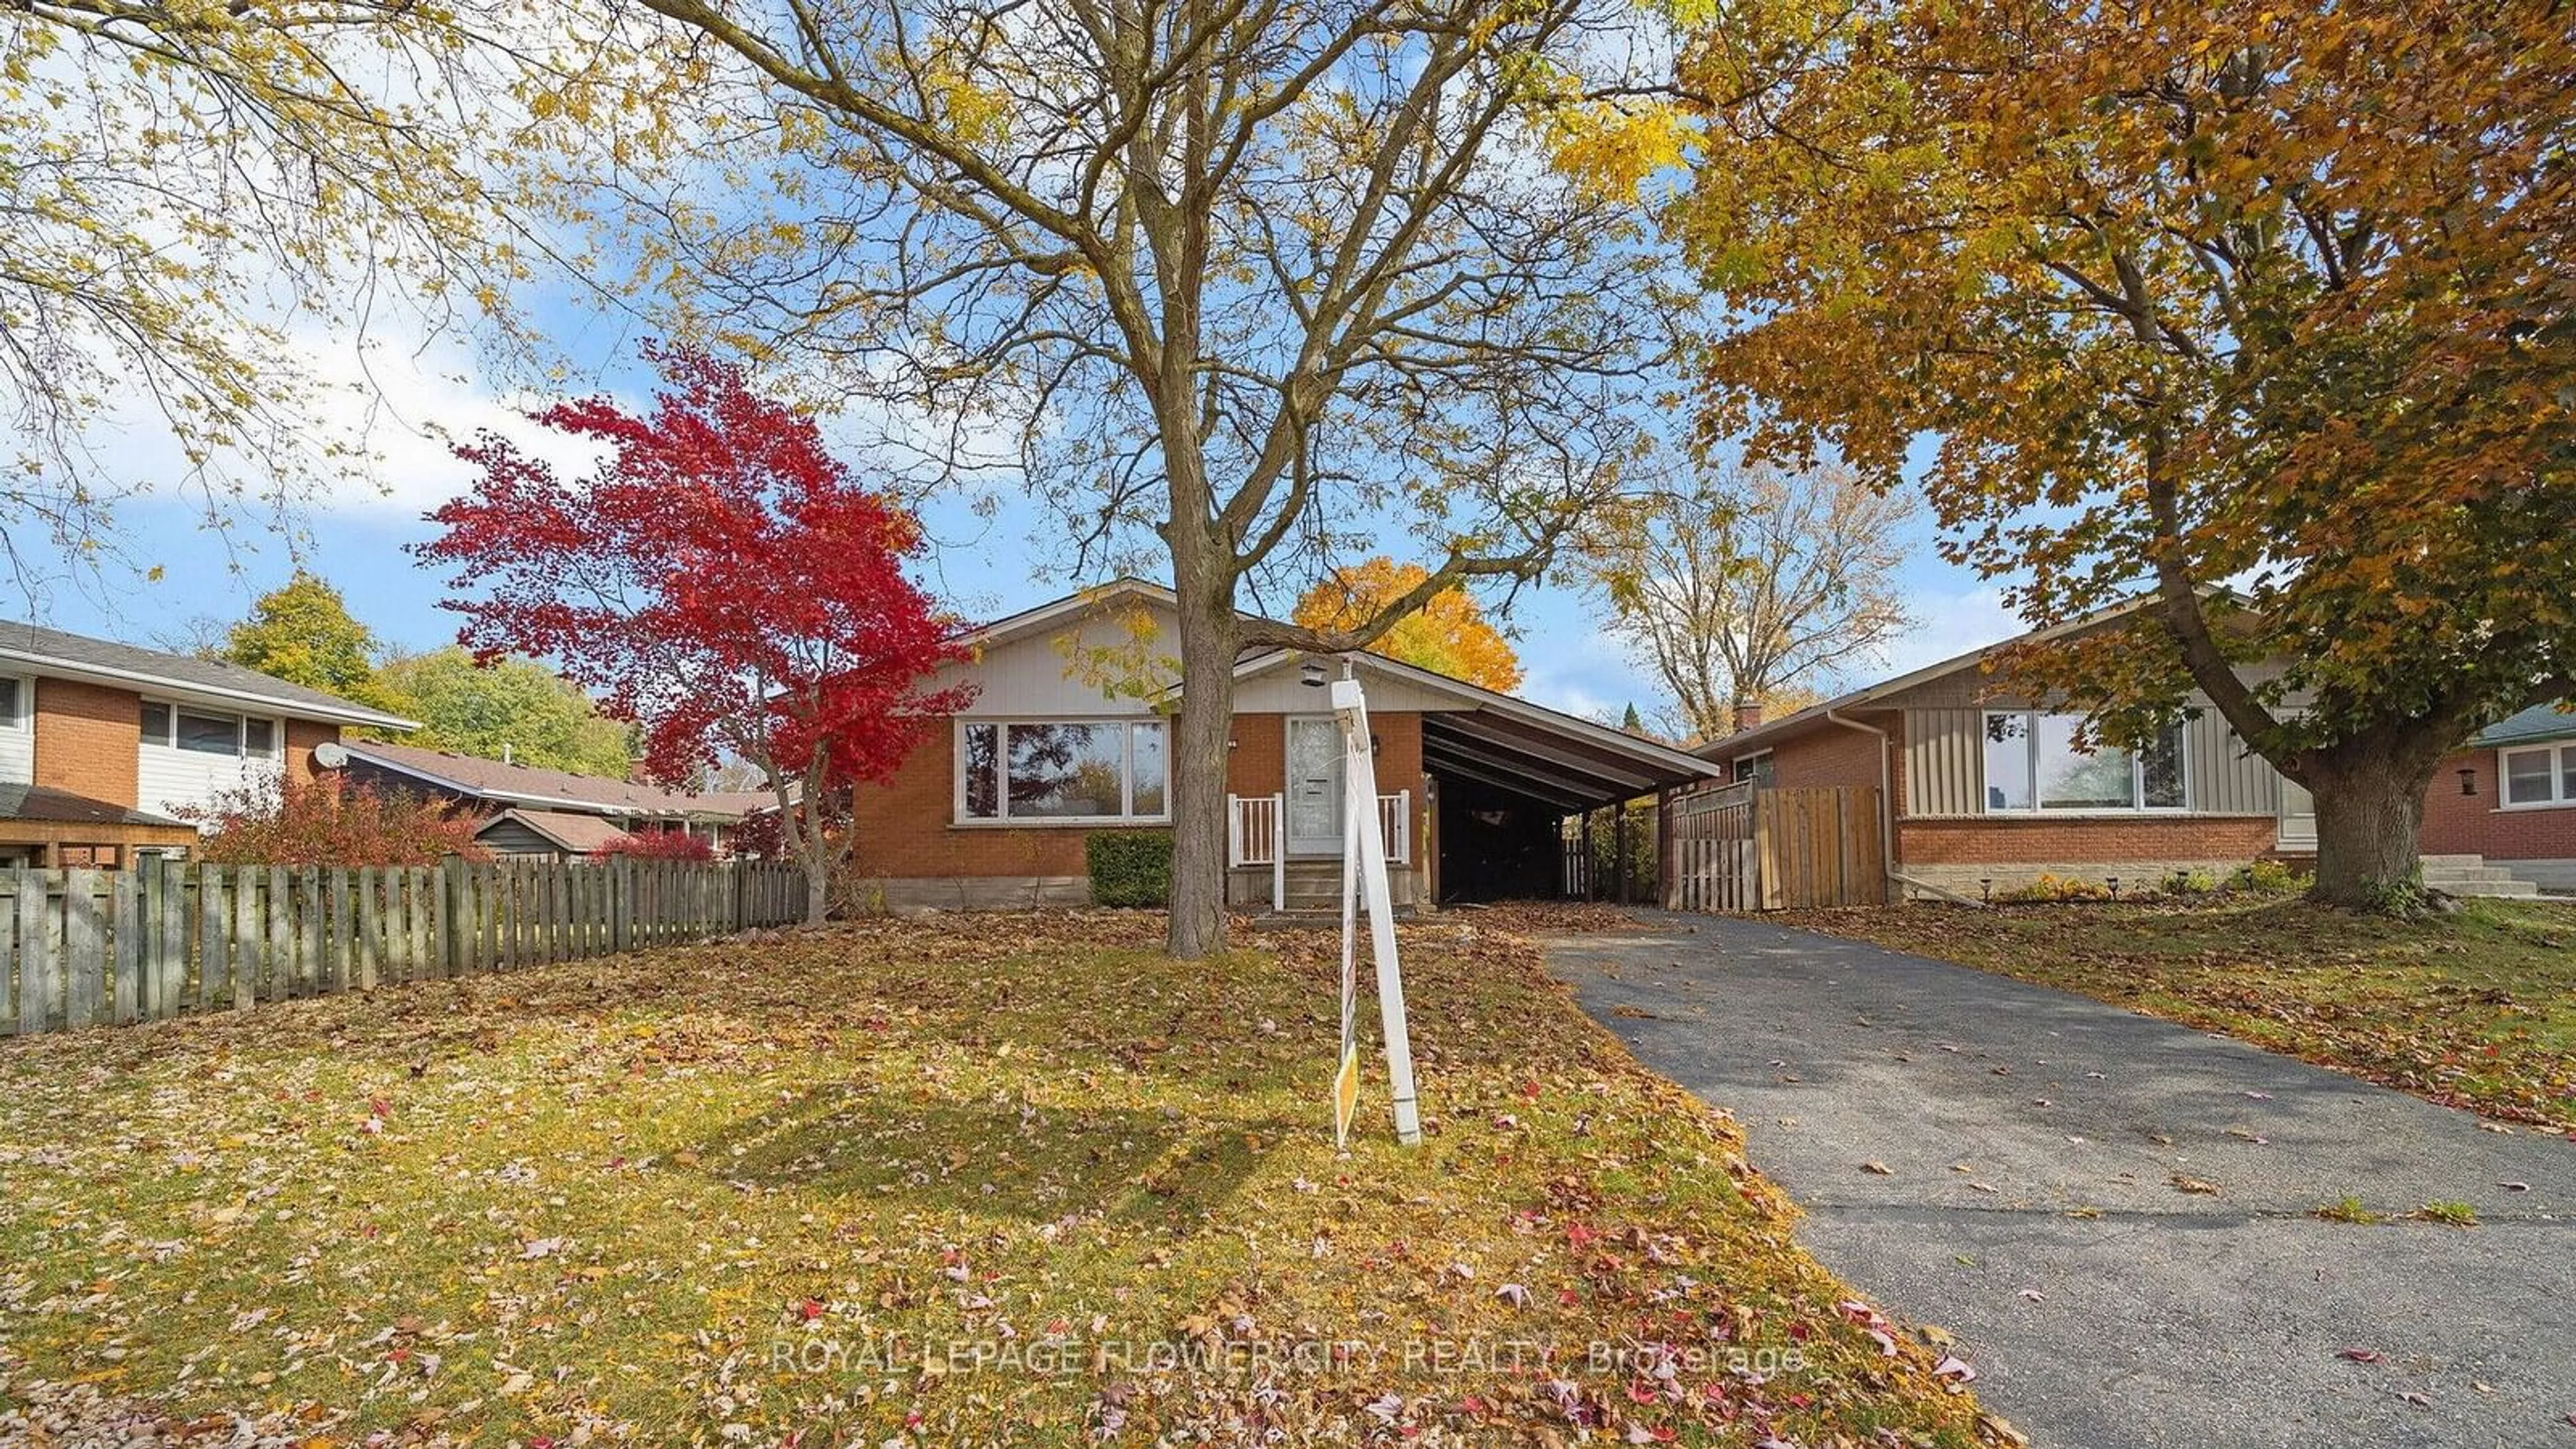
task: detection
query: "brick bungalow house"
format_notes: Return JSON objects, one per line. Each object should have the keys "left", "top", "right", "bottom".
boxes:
{"left": 1698, "top": 608, "right": 2565, "bottom": 899}
{"left": 847, "top": 581, "right": 1719, "bottom": 911}
{"left": 1695, "top": 606, "right": 2308, "bottom": 900}
{"left": 331, "top": 741, "right": 765, "bottom": 860}
{"left": 2420, "top": 702, "right": 2575, "bottom": 895}
{"left": 0, "top": 622, "right": 417, "bottom": 866}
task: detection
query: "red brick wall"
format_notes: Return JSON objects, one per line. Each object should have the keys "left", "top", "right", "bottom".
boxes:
{"left": 34, "top": 678, "right": 140, "bottom": 807}
{"left": 851, "top": 712, "right": 1426, "bottom": 880}
{"left": 1901, "top": 814, "right": 2277, "bottom": 865}
{"left": 2421, "top": 745, "right": 2576, "bottom": 859}
{"left": 1723, "top": 711, "right": 1900, "bottom": 795}
{"left": 284, "top": 720, "right": 341, "bottom": 788}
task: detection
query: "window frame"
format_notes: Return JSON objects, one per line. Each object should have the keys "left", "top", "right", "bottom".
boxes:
{"left": 1980, "top": 709, "right": 2192, "bottom": 816}
{"left": 1730, "top": 750, "right": 1774, "bottom": 788}
{"left": 2498, "top": 742, "right": 2576, "bottom": 810}
{"left": 0, "top": 676, "right": 24, "bottom": 730}
{"left": 953, "top": 716, "right": 1173, "bottom": 826}
{"left": 140, "top": 698, "right": 282, "bottom": 761}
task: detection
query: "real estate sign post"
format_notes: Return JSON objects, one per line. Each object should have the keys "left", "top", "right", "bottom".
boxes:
{"left": 1332, "top": 676, "right": 1422, "bottom": 1147}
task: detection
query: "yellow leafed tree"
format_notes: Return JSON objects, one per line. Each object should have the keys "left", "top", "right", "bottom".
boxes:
{"left": 1291, "top": 559, "right": 1525, "bottom": 692}
{"left": 1, "top": 1, "right": 555, "bottom": 589}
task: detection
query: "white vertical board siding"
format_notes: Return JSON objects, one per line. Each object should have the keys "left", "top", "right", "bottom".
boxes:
{"left": 0, "top": 676, "right": 32, "bottom": 784}
{"left": 138, "top": 735, "right": 284, "bottom": 822}
{"left": 949, "top": 603, "right": 1178, "bottom": 718}
{"left": 1902, "top": 708, "right": 1984, "bottom": 816}
{"left": 2188, "top": 709, "right": 2282, "bottom": 816}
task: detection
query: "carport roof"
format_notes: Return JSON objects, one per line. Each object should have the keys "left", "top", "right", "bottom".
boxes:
{"left": 1230, "top": 649, "right": 1722, "bottom": 810}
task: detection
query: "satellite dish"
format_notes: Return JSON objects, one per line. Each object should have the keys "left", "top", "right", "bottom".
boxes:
{"left": 312, "top": 741, "right": 350, "bottom": 769}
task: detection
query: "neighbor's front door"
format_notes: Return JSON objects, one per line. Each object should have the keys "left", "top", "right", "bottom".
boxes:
{"left": 1285, "top": 716, "right": 1345, "bottom": 856}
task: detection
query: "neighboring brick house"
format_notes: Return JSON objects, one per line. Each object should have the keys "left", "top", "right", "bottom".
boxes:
{"left": 2420, "top": 703, "right": 2576, "bottom": 894}
{"left": 0, "top": 621, "right": 417, "bottom": 867}
{"left": 849, "top": 581, "right": 1719, "bottom": 910}
{"left": 1696, "top": 606, "right": 2304, "bottom": 899}
{"left": 330, "top": 741, "right": 765, "bottom": 860}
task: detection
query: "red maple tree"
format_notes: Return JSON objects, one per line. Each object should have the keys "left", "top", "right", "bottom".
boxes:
{"left": 420, "top": 343, "right": 973, "bottom": 921}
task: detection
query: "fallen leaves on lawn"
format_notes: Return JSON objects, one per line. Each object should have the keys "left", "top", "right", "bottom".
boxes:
{"left": 0, "top": 910, "right": 1998, "bottom": 1446}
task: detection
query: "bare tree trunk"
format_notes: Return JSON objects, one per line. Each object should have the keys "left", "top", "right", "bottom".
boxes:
{"left": 2304, "top": 746, "right": 2437, "bottom": 908}
{"left": 802, "top": 842, "right": 833, "bottom": 925}
{"left": 1167, "top": 580, "right": 1241, "bottom": 960}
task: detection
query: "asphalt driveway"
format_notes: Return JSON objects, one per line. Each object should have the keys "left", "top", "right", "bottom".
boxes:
{"left": 1539, "top": 911, "right": 2576, "bottom": 1449}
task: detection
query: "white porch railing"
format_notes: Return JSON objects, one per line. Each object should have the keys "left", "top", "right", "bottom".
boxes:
{"left": 1377, "top": 790, "right": 1412, "bottom": 865}
{"left": 1228, "top": 791, "right": 1411, "bottom": 902}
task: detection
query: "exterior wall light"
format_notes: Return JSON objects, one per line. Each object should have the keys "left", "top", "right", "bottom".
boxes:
{"left": 2459, "top": 768, "right": 2477, "bottom": 796}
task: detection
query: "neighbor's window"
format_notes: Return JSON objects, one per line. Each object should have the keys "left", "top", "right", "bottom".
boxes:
{"left": 176, "top": 708, "right": 242, "bottom": 756}
{"left": 242, "top": 718, "right": 276, "bottom": 758}
{"left": 1731, "top": 752, "right": 1774, "bottom": 788}
{"left": 957, "top": 719, "right": 1170, "bottom": 822}
{"left": 0, "top": 678, "right": 20, "bottom": 727}
{"left": 141, "top": 701, "right": 172, "bottom": 745}
{"left": 1984, "top": 711, "right": 2186, "bottom": 812}
{"left": 2501, "top": 744, "right": 2575, "bottom": 808}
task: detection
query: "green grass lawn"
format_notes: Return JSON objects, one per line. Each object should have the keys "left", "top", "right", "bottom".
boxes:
{"left": 0, "top": 912, "right": 1998, "bottom": 1446}
{"left": 1772, "top": 894, "right": 2576, "bottom": 1131}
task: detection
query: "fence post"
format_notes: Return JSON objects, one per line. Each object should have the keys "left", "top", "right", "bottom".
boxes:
{"left": 15, "top": 869, "right": 50, "bottom": 1034}
{"left": 264, "top": 865, "right": 293, "bottom": 1003}
{"left": 59, "top": 869, "right": 101, "bottom": 1030}
{"left": 154, "top": 857, "right": 183, "bottom": 1020}
{"left": 229, "top": 865, "right": 260, "bottom": 1011}
{"left": 109, "top": 868, "right": 141, "bottom": 1026}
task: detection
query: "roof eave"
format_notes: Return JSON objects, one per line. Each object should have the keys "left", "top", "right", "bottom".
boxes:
{"left": 0, "top": 648, "right": 420, "bottom": 731}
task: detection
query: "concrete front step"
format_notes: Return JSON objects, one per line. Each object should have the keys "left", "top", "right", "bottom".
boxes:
{"left": 2416, "top": 853, "right": 2547, "bottom": 898}
{"left": 2436, "top": 881, "right": 2544, "bottom": 899}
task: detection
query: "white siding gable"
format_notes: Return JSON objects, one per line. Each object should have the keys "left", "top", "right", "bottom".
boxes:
{"left": 947, "top": 600, "right": 1179, "bottom": 718}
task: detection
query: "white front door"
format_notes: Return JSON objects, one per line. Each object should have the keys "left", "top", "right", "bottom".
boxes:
{"left": 1285, "top": 716, "right": 1345, "bottom": 856}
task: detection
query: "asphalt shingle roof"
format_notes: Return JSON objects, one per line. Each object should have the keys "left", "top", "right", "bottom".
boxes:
{"left": 345, "top": 741, "right": 759, "bottom": 819}
{"left": 0, "top": 621, "right": 412, "bottom": 726}
{"left": 0, "top": 782, "right": 189, "bottom": 828}
{"left": 2474, "top": 702, "right": 2576, "bottom": 748}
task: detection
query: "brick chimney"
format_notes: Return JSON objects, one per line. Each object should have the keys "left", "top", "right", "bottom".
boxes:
{"left": 1731, "top": 698, "right": 1764, "bottom": 733}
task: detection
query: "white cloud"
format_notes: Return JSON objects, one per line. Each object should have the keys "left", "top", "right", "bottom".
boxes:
{"left": 1875, "top": 585, "right": 2025, "bottom": 678}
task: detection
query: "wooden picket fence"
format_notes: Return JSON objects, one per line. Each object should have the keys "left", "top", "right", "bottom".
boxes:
{"left": 1664, "top": 784, "right": 1887, "bottom": 912}
{"left": 0, "top": 858, "right": 808, "bottom": 1038}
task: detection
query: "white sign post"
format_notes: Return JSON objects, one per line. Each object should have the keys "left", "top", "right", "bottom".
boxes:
{"left": 1330, "top": 676, "right": 1422, "bottom": 1148}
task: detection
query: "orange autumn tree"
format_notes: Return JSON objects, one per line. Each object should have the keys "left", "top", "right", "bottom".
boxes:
{"left": 1672, "top": 0, "right": 2576, "bottom": 908}
{"left": 1291, "top": 559, "right": 1525, "bottom": 692}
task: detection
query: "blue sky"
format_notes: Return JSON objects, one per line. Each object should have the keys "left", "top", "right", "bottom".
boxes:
{"left": 36, "top": 321, "right": 2023, "bottom": 727}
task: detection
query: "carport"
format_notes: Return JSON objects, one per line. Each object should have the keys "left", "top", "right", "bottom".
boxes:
{"left": 1414, "top": 698, "right": 1719, "bottom": 905}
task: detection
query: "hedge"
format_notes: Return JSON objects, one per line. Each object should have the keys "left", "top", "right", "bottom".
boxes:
{"left": 1086, "top": 829, "right": 1175, "bottom": 908}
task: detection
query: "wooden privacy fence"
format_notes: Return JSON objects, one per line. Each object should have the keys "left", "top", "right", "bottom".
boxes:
{"left": 1, "top": 859, "right": 808, "bottom": 1038}
{"left": 1664, "top": 784, "right": 1887, "bottom": 912}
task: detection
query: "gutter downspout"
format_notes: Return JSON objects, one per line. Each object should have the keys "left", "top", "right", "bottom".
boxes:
{"left": 1824, "top": 710, "right": 1899, "bottom": 900}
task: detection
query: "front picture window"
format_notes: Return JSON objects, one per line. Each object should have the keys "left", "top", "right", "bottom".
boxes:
{"left": 1985, "top": 711, "right": 2186, "bottom": 813}
{"left": 1006, "top": 722, "right": 1124, "bottom": 818}
{"left": 957, "top": 718, "right": 1170, "bottom": 822}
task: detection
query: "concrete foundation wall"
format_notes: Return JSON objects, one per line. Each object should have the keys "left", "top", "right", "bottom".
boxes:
{"left": 1899, "top": 859, "right": 2256, "bottom": 900}
{"left": 2497, "top": 859, "right": 2576, "bottom": 892}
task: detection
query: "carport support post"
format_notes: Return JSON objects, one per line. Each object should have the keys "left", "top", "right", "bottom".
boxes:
{"left": 1656, "top": 787, "right": 1675, "bottom": 908}
{"left": 1613, "top": 805, "right": 1629, "bottom": 906}
{"left": 1578, "top": 813, "right": 1593, "bottom": 901}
